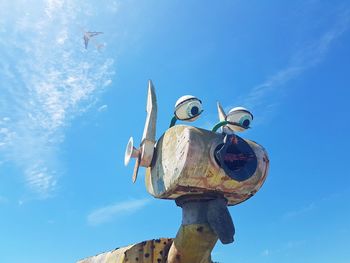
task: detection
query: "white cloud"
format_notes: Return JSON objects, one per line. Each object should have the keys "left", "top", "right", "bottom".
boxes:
{"left": 0, "top": 0, "right": 115, "bottom": 198}
{"left": 242, "top": 9, "right": 350, "bottom": 118}
{"left": 56, "top": 29, "right": 68, "bottom": 45}
{"left": 87, "top": 198, "right": 151, "bottom": 226}
{"left": 45, "top": 0, "right": 64, "bottom": 17}
{"left": 98, "top": 104, "right": 108, "bottom": 112}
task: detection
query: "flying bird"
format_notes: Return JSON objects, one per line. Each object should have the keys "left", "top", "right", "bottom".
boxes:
{"left": 83, "top": 31, "right": 103, "bottom": 49}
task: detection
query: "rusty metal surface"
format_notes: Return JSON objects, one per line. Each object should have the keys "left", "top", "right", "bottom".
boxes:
{"left": 76, "top": 244, "right": 132, "bottom": 263}
{"left": 177, "top": 197, "right": 234, "bottom": 245}
{"left": 82, "top": 85, "right": 271, "bottom": 263}
{"left": 167, "top": 224, "right": 217, "bottom": 263}
{"left": 145, "top": 125, "right": 269, "bottom": 206}
{"left": 77, "top": 238, "right": 173, "bottom": 263}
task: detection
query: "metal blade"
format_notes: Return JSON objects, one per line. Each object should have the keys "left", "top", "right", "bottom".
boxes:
{"left": 141, "top": 80, "right": 157, "bottom": 143}
{"left": 132, "top": 154, "right": 141, "bottom": 183}
{"left": 217, "top": 102, "right": 227, "bottom": 122}
{"left": 139, "top": 80, "right": 158, "bottom": 167}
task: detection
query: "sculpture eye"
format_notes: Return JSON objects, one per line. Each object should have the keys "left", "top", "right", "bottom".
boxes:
{"left": 239, "top": 115, "right": 252, "bottom": 128}
{"left": 186, "top": 100, "right": 202, "bottom": 118}
{"left": 226, "top": 107, "right": 253, "bottom": 129}
{"left": 174, "top": 96, "right": 203, "bottom": 122}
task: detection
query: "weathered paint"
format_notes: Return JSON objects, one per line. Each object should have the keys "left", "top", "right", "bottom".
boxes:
{"left": 76, "top": 226, "right": 217, "bottom": 263}
{"left": 145, "top": 125, "right": 269, "bottom": 206}
{"left": 81, "top": 85, "right": 271, "bottom": 263}
{"left": 77, "top": 238, "right": 173, "bottom": 263}
{"left": 167, "top": 224, "right": 218, "bottom": 263}
{"left": 125, "top": 80, "right": 158, "bottom": 182}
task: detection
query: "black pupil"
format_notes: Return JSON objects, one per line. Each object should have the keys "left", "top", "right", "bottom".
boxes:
{"left": 191, "top": 106, "right": 199, "bottom": 116}
{"left": 242, "top": 119, "right": 250, "bottom": 127}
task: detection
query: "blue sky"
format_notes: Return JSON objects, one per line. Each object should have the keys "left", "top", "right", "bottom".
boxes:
{"left": 0, "top": 1, "right": 350, "bottom": 262}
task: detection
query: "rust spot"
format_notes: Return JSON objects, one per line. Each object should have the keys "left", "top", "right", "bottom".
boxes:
{"left": 163, "top": 241, "right": 167, "bottom": 245}
{"left": 135, "top": 257, "right": 139, "bottom": 261}
{"left": 196, "top": 226, "right": 204, "bottom": 232}
{"left": 145, "top": 253, "right": 150, "bottom": 258}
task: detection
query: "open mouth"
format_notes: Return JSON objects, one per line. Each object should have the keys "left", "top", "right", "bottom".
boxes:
{"left": 214, "top": 134, "right": 257, "bottom": 182}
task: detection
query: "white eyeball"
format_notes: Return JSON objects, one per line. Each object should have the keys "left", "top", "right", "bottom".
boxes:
{"left": 226, "top": 107, "right": 253, "bottom": 132}
{"left": 174, "top": 95, "right": 203, "bottom": 122}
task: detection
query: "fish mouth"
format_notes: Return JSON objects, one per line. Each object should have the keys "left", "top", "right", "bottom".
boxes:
{"left": 214, "top": 134, "right": 257, "bottom": 182}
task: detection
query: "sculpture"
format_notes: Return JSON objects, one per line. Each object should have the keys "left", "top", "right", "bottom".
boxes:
{"left": 77, "top": 80, "right": 269, "bottom": 263}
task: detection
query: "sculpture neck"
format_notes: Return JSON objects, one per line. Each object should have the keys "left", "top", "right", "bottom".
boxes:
{"left": 167, "top": 196, "right": 234, "bottom": 263}
{"left": 167, "top": 223, "right": 217, "bottom": 263}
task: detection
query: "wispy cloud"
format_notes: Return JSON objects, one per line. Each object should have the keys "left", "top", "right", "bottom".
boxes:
{"left": 283, "top": 202, "right": 316, "bottom": 219}
{"left": 270, "top": 239, "right": 306, "bottom": 256}
{"left": 97, "top": 104, "right": 108, "bottom": 112}
{"left": 242, "top": 9, "right": 350, "bottom": 119}
{"left": 87, "top": 198, "right": 151, "bottom": 226}
{"left": 0, "top": 0, "right": 114, "bottom": 198}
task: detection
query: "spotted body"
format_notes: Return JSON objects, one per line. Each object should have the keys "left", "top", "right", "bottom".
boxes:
{"left": 77, "top": 238, "right": 173, "bottom": 263}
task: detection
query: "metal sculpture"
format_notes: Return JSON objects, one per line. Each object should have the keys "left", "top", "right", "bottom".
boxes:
{"left": 77, "top": 80, "right": 269, "bottom": 263}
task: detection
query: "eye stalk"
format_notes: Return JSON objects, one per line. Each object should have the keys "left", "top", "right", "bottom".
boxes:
{"left": 170, "top": 95, "right": 203, "bottom": 127}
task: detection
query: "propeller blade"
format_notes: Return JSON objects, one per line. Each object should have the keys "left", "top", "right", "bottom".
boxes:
{"left": 132, "top": 154, "right": 141, "bottom": 183}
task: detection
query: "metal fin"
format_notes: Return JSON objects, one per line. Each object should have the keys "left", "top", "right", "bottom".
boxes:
{"left": 217, "top": 102, "right": 227, "bottom": 122}
{"left": 139, "top": 80, "right": 158, "bottom": 167}
{"left": 141, "top": 80, "right": 157, "bottom": 143}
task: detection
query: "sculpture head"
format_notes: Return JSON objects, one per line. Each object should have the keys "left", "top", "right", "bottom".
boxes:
{"left": 125, "top": 80, "right": 269, "bottom": 205}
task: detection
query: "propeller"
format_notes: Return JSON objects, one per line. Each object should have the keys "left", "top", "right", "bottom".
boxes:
{"left": 124, "top": 80, "right": 157, "bottom": 183}
{"left": 124, "top": 137, "right": 141, "bottom": 183}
